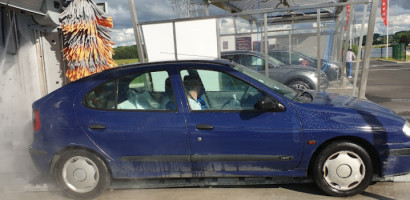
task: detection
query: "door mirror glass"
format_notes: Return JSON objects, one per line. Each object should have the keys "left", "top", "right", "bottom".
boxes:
{"left": 254, "top": 96, "right": 285, "bottom": 112}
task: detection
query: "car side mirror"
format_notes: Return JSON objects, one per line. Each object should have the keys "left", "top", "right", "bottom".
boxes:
{"left": 254, "top": 97, "right": 285, "bottom": 112}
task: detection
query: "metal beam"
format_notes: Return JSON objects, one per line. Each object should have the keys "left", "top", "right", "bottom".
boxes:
{"left": 359, "top": 0, "right": 379, "bottom": 99}
{"left": 264, "top": 13, "right": 269, "bottom": 77}
{"left": 341, "top": 2, "right": 353, "bottom": 85}
{"left": 317, "top": 8, "right": 321, "bottom": 92}
{"left": 336, "top": 7, "right": 346, "bottom": 85}
{"left": 128, "top": 0, "right": 146, "bottom": 63}
{"left": 141, "top": 1, "right": 370, "bottom": 26}
{"left": 352, "top": 4, "right": 368, "bottom": 97}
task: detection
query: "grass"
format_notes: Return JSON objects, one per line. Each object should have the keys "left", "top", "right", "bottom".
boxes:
{"left": 114, "top": 58, "right": 139, "bottom": 66}
{"left": 372, "top": 56, "right": 409, "bottom": 62}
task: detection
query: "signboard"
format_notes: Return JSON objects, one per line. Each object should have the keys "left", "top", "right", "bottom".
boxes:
{"left": 236, "top": 36, "right": 252, "bottom": 50}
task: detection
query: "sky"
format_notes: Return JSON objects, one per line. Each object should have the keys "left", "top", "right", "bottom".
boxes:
{"left": 93, "top": 0, "right": 410, "bottom": 47}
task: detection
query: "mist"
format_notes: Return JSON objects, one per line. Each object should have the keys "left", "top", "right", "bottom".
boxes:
{"left": 0, "top": 11, "right": 48, "bottom": 193}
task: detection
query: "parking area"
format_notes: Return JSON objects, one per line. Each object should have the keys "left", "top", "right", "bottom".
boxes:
{"left": 3, "top": 182, "right": 410, "bottom": 200}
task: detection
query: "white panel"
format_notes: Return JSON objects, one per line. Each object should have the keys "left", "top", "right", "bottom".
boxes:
{"left": 175, "top": 19, "right": 218, "bottom": 60}
{"left": 142, "top": 23, "right": 175, "bottom": 62}
{"left": 220, "top": 36, "right": 236, "bottom": 51}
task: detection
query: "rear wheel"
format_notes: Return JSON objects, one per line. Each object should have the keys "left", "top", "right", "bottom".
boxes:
{"left": 54, "top": 149, "right": 110, "bottom": 199}
{"left": 312, "top": 142, "right": 373, "bottom": 197}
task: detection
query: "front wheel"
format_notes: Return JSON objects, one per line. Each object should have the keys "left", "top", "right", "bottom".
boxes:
{"left": 312, "top": 142, "right": 373, "bottom": 197}
{"left": 54, "top": 149, "right": 111, "bottom": 199}
{"left": 287, "top": 80, "right": 312, "bottom": 90}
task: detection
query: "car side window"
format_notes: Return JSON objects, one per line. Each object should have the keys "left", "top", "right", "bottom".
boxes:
{"left": 280, "top": 52, "right": 291, "bottom": 65}
{"left": 84, "top": 80, "right": 116, "bottom": 109}
{"left": 235, "top": 55, "right": 265, "bottom": 70}
{"left": 180, "top": 69, "right": 264, "bottom": 111}
{"left": 290, "top": 53, "right": 304, "bottom": 65}
{"left": 117, "top": 71, "right": 176, "bottom": 111}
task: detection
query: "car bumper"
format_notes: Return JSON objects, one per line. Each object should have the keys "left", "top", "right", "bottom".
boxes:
{"left": 29, "top": 146, "right": 50, "bottom": 174}
{"left": 381, "top": 143, "right": 410, "bottom": 176}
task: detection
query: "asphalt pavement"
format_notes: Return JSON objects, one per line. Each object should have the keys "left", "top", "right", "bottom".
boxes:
{"left": 327, "top": 59, "right": 410, "bottom": 120}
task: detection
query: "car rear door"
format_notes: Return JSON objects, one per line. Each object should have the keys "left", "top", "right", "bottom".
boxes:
{"left": 177, "top": 66, "right": 304, "bottom": 174}
{"left": 75, "top": 68, "right": 191, "bottom": 176}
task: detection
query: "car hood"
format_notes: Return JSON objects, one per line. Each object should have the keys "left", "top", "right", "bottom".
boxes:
{"left": 307, "top": 91, "right": 402, "bottom": 121}
{"left": 280, "top": 64, "right": 316, "bottom": 71}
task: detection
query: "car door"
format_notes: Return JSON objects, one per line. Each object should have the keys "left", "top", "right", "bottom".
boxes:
{"left": 178, "top": 66, "right": 303, "bottom": 174}
{"left": 75, "top": 69, "right": 191, "bottom": 175}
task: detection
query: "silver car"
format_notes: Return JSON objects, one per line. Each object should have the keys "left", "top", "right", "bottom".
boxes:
{"left": 269, "top": 49, "right": 341, "bottom": 81}
{"left": 221, "top": 51, "right": 328, "bottom": 90}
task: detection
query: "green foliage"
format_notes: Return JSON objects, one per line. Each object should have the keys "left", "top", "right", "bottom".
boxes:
{"left": 351, "top": 44, "right": 359, "bottom": 56}
{"left": 399, "top": 35, "right": 409, "bottom": 44}
{"left": 393, "top": 31, "right": 410, "bottom": 43}
{"left": 113, "top": 45, "right": 139, "bottom": 60}
{"left": 358, "top": 31, "right": 410, "bottom": 45}
{"left": 114, "top": 58, "right": 139, "bottom": 66}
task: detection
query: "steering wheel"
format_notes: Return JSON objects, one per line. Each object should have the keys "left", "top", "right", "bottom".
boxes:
{"left": 240, "top": 85, "right": 252, "bottom": 103}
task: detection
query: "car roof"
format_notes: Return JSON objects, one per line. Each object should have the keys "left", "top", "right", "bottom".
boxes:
{"left": 221, "top": 50, "right": 260, "bottom": 55}
{"left": 71, "top": 59, "right": 234, "bottom": 83}
{"left": 117, "top": 59, "right": 232, "bottom": 69}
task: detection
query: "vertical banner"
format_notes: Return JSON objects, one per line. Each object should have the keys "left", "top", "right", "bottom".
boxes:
{"left": 381, "top": 0, "right": 388, "bottom": 26}
{"left": 345, "top": 4, "right": 351, "bottom": 30}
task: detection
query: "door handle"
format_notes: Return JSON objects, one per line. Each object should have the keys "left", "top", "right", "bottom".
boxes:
{"left": 196, "top": 124, "right": 214, "bottom": 130}
{"left": 89, "top": 124, "right": 106, "bottom": 130}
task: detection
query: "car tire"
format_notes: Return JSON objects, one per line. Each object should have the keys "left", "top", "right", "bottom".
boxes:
{"left": 312, "top": 141, "right": 373, "bottom": 197}
{"left": 54, "top": 149, "right": 111, "bottom": 199}
{"left": 288, "top": 80, "right": 312, "bottom": 90}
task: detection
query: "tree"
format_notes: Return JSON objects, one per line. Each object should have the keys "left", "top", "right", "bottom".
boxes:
{"left": 399, "top": 35, "right": 409, "bottom": 45}
{"left": 113, "top": 45, "right": 139, "bottom": 60}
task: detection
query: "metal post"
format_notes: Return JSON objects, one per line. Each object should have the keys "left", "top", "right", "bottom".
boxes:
{"left": 264, "top": 13, "right": 269, "bottom": 77}
{"left": 386, "top": 0, "right": 389, "bottom": 59}
{"left": 342, "top": 2, "right": 353, "bottom": 85}
{"left": 172, "top": 22, "right": 178, "bottom": 60}
{"left": 358, "top": 0, "right": 380, "bottom": 99}
{"left": 233, "top": 16, "right": 237, "bottom": 50}
{"left": 205, "top": 1, "right": 210, "bottom": 16}
{"left": 289, "top": 18, "right": 294, "bottom": 64}
{"left": 128, "top": 0, "right": 145, "bottom": 63}
{"left": 337, "top": 10, "right": 346, "bottom": 86}
{"left": 352, "top": 4, "right": 367, "bottom": 97}
{"left": 216, "top": 19, "right": 221, "bottom": 59}
{"left": 316, "top": 9, "right": 321, "bottom": 92}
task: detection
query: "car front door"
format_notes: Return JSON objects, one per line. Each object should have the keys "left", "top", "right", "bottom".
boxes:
{"left": 76, "top": 69, "right": 191, "bottom": 176}
{"left": 178, "top": 67, "right": 303, "bottom": 174}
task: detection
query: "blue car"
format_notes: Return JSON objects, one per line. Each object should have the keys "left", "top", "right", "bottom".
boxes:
{"left": 30, "top": 60, "right": 410, "bottom": 199}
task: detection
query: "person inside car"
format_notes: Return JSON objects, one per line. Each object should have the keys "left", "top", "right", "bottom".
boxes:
{"left": 183, "top": 75, "right": 208, "bottom": 110}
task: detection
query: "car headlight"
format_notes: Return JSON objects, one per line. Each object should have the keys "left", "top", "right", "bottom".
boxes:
{"left": 403, "top": 121, "right": 410, "bottom": 136}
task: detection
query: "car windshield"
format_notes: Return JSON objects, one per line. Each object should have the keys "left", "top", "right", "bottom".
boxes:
{"left": 298, "top": 52, "right": 316, "bottom": 61}
{"left": 267, "top": 55, "right": 286, "bottom": 66}
{"left": 233, "top": 63, "right": 298, "bottom": 100}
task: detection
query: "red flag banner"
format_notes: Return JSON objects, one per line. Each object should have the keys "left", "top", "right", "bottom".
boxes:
{"left": 381, "top": 0, "right": 388, "bottom": 26}
{"left": 345, "top": 4, "right": 351, "bottom": 30}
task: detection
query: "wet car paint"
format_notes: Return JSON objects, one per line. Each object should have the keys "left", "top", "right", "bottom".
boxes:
{"left": 30, "top": 60, "right": 410, "bottom": 179}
